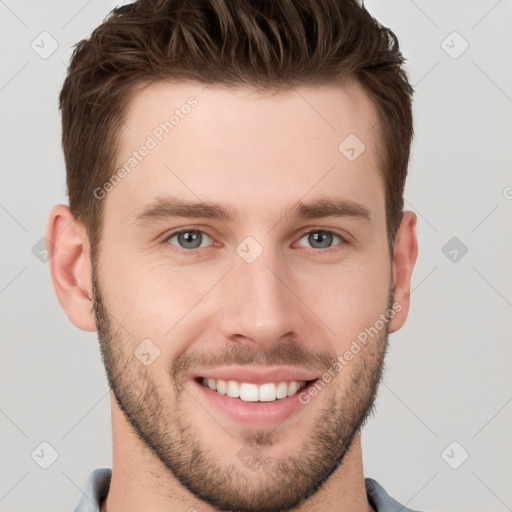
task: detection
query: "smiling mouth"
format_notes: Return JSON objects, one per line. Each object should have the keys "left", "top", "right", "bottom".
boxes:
{"left": 195, "top": 376, "right": 318, "bottom": 403}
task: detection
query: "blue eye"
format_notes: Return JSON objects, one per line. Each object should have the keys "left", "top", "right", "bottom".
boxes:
{"left": 166, "top": 229, "right": 213, "bottom": 251}
{"left": 164, "top": 228, "right": 345, "bottom": 255}
{"left": 296, "top": 230, "right": 344, "bottom": 249}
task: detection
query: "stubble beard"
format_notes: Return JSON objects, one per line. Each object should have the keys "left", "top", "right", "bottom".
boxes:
{"left": 91, "top": 258, "right": 391, "bottom": 512}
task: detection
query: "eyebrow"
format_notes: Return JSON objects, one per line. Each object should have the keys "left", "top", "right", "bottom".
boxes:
{"left": 132, "top": 195, "right": 371, "bottom": 225}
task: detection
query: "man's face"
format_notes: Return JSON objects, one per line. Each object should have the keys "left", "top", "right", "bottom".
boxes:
{"left": 93, "top": 80, "right": 395, "bottom": 511}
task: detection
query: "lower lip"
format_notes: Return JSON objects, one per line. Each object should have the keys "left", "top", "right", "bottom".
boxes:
{"left": 190, "top": 378, "right": 318, "bottom": 428}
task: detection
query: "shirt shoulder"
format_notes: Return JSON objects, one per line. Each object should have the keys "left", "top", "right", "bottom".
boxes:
{"left": 365, "top": 477, "right": 424, "bottom": 512}
{"left": 74, "top": 467, "right": 112, "bottom": 512}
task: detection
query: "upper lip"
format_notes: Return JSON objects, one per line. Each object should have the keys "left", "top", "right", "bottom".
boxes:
{"left": 189, "top": 366, "right": 320, "bottom": 385}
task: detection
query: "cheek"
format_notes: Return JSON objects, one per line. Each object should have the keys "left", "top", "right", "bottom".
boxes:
{"left": 100, "top": 261, "right": 224, "bottom": 366}
{"left": 294, "top": 256, "right": 390, "bottom": 341}
{"left": 100, "top": 243, "right": 207, "bottom": 321}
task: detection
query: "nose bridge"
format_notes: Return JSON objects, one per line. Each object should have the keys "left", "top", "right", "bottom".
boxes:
{"left": 219, "top": 241, "right": 299, "bottom": 348}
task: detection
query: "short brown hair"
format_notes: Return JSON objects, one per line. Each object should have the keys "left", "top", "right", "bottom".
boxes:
{"left": 60, "top": 0, "right": 414, "bottom": 255}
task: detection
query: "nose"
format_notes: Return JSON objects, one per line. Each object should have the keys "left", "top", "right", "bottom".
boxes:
{"left": 218, "top": 244, "right": 303, "bottom": 352}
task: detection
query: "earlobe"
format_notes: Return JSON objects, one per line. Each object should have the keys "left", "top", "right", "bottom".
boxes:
{"left": 46, "top": 204, "right": 97, "bottom": 332}
{"left": 388, "top": 211, "right": 418, "bottom": 334}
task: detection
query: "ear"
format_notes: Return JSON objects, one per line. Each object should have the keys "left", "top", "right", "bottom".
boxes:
{"left": 388, "top": 210, "right": 418, "bottom": 334}
{"left": 46, "top": 204, "right": 97, "bottom": 332}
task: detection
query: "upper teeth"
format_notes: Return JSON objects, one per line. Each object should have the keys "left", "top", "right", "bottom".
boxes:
{"left": 201, "top": 377, "right": 307, "bottom": 402}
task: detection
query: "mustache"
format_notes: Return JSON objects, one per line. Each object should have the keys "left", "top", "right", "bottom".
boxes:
{"left": 170, "top": 341, "right": 337, "bottom": 382}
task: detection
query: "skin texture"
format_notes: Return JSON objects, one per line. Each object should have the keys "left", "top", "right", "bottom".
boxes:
{"left": 47, "top": 80, "right": 418, "bottom": 512}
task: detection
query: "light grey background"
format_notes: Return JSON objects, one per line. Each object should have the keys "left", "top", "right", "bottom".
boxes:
{"left": 1, "top": 1, "right": 511, "bottom": 511}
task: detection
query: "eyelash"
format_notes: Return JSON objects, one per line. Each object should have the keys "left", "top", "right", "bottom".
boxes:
{"left": 163, "top": 228, "right": 348, "bottom": 256}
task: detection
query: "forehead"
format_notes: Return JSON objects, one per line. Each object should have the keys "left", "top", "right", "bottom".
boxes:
{"left": 106, "top": 80, "right": 384, "bottom": 227}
